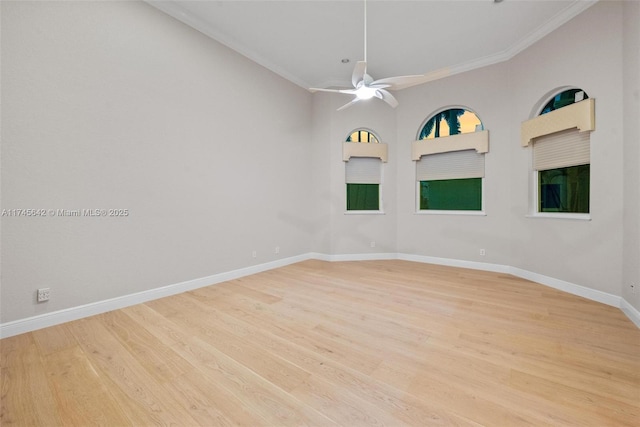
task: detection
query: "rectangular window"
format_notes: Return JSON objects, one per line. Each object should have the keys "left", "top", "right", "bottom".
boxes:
{"left": 345, "top": 157, "right": 381, "bottom": 211}
{"left": 533, "top": 129, "right": 590, "bottom": 214}
{"left": 538, "top": 164, "right": 589, "bottom": 213}
{"left": 347, "top": 183, "right": 380, "bottom": 211}
{"left": 416, "top": 150, "right": 484, "bottom": 212}
{"left": 420, "top": 178, "right": 482, "bottom": 211}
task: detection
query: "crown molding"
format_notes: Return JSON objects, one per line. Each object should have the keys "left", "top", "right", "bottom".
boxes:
{"left": 504, "top": 0, "right": 599, "bottom": 60}
{"left": 145, "top": 1, "right": 312, "bottom": 89}
{"left": 146, "top": 1, "right": 598, "bottom": 92}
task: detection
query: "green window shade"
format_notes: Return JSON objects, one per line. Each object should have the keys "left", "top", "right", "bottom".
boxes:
{"left": 420, "top": 178, "right": 482, "bottom": 211}
{"left": 539, "top": 165, "right": 589, "bottom": 213}
{"left": 347, "top": 184, "right": 379, "bottom": 211}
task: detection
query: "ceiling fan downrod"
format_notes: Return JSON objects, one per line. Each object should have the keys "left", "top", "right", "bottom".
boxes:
{"left": 308, "top": 0, "right": 430, "bottom": 110}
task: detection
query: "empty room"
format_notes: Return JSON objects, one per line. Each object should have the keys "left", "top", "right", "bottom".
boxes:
{"left": 1, "top": 0, "right": 639, "bottom": 425}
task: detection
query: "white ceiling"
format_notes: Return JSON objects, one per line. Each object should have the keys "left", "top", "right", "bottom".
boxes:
{"left": 147, "top": 0, "right": 597, "bottom": 90}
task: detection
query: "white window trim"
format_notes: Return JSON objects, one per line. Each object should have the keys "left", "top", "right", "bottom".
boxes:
{"left": 415, "top": 210, "right": 487, "bottom": 216}
{"left": 413, "top": 110, "right": 488, "bottom": 216}
{"left": 415, "top": 178, "right": 486, "bottom": 215}
{"left": 345, "top": 165, "right": 384, "bottom": 214}
{"left": 526, "top": 213, "right": 591, "bottom": 221}
{"left": 523, "top": 95, "right": 594, "bottom": 220}
{"left": 528, "top": 171, "right": 591, "bottom": 220}
{"left": 345, "top": 210, "right": 385, "bottom": 215}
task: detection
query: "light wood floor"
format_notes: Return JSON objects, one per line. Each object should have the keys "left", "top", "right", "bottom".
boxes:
{"left": 1, "top": 260, "right": 639, "bottom": 426}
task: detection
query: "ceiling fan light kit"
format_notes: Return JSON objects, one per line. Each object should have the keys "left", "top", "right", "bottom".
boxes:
{"left": 355, "top": 86, "right": 377, "bottom": 100}
{"left": 309, "top": 0, "right": 430, "bottom": 111}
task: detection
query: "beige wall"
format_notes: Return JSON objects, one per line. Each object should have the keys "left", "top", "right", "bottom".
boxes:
{"left": 622, "top": 0, "right": 640, "bottom": 310}
{"left": 312, "top": 94, "right": 398, "bottom": 256}
{"left": 395, "top": 62, "right": 513, "bottom": 264}
{"left": 1, "top": 1, "right": 313, "bottom": 323}
{"left": 2, "top": 0, "right": 638, "bottom": 325}
{"left": 319, "top": 1, "right": 634, "bottom": 305}
{"left": 508, "top": 1, "right": 625, "bottom": 296}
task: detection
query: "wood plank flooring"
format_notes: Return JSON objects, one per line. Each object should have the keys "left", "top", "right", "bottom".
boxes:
{"left": 1, "top": 260, "right": 639, "bottom": 426}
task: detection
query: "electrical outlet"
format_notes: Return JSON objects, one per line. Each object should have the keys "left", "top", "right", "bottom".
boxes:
{"left": 370, "top": 241, "right": 376, "bottom": 248}
{"left": 479, "top": 249, "right": 486, "bottom": 256}
{"left": 252, "top": 250, "right": 257, "bottom": 258}
{"left": 37, "top": 288, "right": 50, "bottom": 303}
{"left": 275, "top": 246, "right": 280, "bottom": 254}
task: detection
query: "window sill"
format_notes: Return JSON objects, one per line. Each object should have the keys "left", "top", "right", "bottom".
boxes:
{"left": 415, "top": 210, "right": 486, "bottom": 216}
{"left": 526, "top": 213, "right": 591, "bottom": 221}
{"left": 344, "top": 210, "right": 385, "bottom": 215}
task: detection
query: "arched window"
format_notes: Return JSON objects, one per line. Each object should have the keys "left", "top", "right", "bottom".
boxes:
{"left": 344, "top": 129, "right": 384, "bottom": 212}
{"left": 539, "top": 88, "right": 588, "bottom": 115}
{"left": 418, "top": 108, "right": 483, "bottom": 140}
{"left": 346, "top": 129, "right": 380, "bottom": 143}
{"left": 413, "top": 108, "right": 488, "bottom": 212}
{"left": 522, "top": 88, "right": 593, "bottom": 216}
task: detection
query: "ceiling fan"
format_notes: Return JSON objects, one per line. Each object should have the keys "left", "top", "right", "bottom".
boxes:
{"left": 309, "top": 0, "right": 430, "bottom": 111}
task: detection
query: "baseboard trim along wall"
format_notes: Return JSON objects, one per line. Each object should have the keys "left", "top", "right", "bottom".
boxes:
{"left": 395, "top": 253, "right": 622, "bottom": 307}
{"left": 620, "top": 299, "right": 640, "bottom": 329}
{"left": 2, "top": 252, "right": 638, "bottom": 338}
{"left": 317, "top": 252, "right": 639, "bottom": 328}
{"left": 0, "top": 254, "right": 312, "bottom": 339}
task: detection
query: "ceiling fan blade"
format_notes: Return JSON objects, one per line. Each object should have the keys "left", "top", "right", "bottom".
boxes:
{"left": 352, "top": 61, "right": 367, "bottom": 87}
{"left": 371, "top": 75, "right": 431, "bottom": 91}
{"left": 337, "top": 98, "right": 360, "bottom": 111}
{"left": 309, "top": 87, "right": 356, "bottom": 95}
{"left": 376, "top": 89, "right": 399, "bottom": 108}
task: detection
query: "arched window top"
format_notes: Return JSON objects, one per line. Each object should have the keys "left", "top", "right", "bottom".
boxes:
{"left": 539, "top": 88, "right": 589, "bottom": 115}
{"left": 418, "top": 108, "right": 483, "bottom": 140}
{"left": 521, "top": 87, "right": 594, "bottom": 147}
{"left": 346, "top": 128, "right": 380, "bottom": 143}
{"left": 343, "top": 128, "right": 387, "bottom": 162}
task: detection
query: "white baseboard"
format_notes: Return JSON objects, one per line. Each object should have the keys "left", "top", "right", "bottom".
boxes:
{"left": 621, "top": 299, "right": 640, "bottom": 328}
{"left": 2, "top": 251, "right": 638, "bottom": 337}
{"left": 397, "top": 253, "right": 512, "bottom": 274}
{"left": 310, "top": 252, "right": 399, "bottom": 262}
{"left": 314, "top": 252, "right": 637, "bottom": 327}
{"left": 0, "top": 253, "right": 312, "bottom": 339}
{"left": 396, "top": 254, "right": 627, "bottom": 310}
{"left": 509, "top": 266, "right": 621, "bottom": 307}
